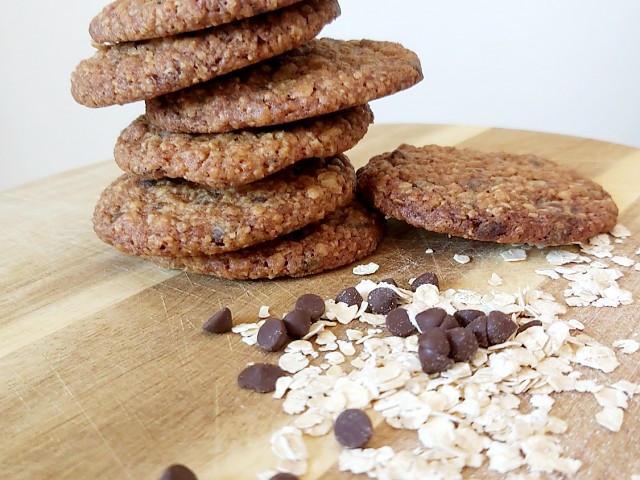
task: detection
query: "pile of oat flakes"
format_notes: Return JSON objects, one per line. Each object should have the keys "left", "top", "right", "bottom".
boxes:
{"left": 232, "top": 225, "right": 639, "bottom": 479}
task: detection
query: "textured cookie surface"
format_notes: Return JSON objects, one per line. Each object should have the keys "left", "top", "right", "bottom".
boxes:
{"left": 357, "top": 144, "right": 618, "bottom": 246}
{"left": 145, "top": 201, "right": 384, "bottom": 279}
{"left": 146, "top": 38, "right": 423, "bottom": 133}
{"left": 115, "top": 105, "right": 373, "bottom": 188}
{"left": 90, "top": 0, "right": 302, "bottom": 44}
{"left": 94, "top": 156, "right": 355, "bottom": 257}
{"left": 72, "top": 0, "right": 338, "bottom": 107}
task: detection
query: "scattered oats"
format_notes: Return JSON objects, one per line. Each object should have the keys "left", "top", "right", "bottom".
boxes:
{"left": 413, "top": 284, "right": 441, "bottom": 307}
{"left": 610, "top": 224, "right": 631, "bottom": 238}
{"left": 636, "top": 247, "right": 640, "bottom": 255}
{"left": 324, "top": 299, "right": 359, "bottom": 324}
{"left": 258, "top": 306, "right": 271, "bottom": 318}
{"left": 271, "top": 426, "right": 308, "bottom": 462}
{"left": 360, "top": 312, "right": 386, "bottom": 327}
{"left": 337, "top": 340, "right": 356, "bottom": 356}
{"left": 635, "top": 263, "right": 640, "bottom": 271}
{"left": 279, "top": 352, "right": 311, "bottom": 374}
{"left": 546, "top": 250, "right": 581, "bottom": 266}
{"left": 488, "top": 272, "right": 503, "bottom": 286}
{"left": 612, "top": 339, "right": 640, "bottom": 354}
{"left": 595, "top": 407, "right": 624, "bottom": 432}
{"left": 303, "top": 319, "right": 336, "bottom": 340}
{"left": 614, "top": 239, "right": 623, "bottom": 244}
{"left": 631, "top": 475, "right": 640, "bottom": 480}
{"left": 256, "top": 471, "right": 278, "bottom": 480}
{"left": 487, "top": 441, "right": 524, "bottom": 473}
{"left": 232, "top": 320, "right": 264, "bottom": 346}
{"left": 282, "top": 390, "right": 309, "bottom": 415}
{"left": 501, "top": 248, "right": 527, "bottom": 262}
{"left": 579, "top": 242, "right": 614, "bottom": 259}
{"left": 611, "top": 380, "right": 639, "bottom": 396}
{"left": 325, "top": 351, "right": 346, "bottom": 365}
{"left": 535, "top": 268, "right": 561, "bottom": 280}
{"left": 453, "top": 253, "right": 471, "bottom": 264}
{"left": 573, "top": 345, "right": 620, "bottom": 373}
{"left": 594, "top": 387, "right": 628, "bottom": 409}
{"left": 346, "top": 329, "right": 364, "bottom": 341}
{"left": 589, "top": 233, "right": 611, "bottom": 246}
{"left": 611, "top": 255, "right": 635, "bottom": 267}
{"left": 566, "top": 319, "right": 585, "bottom": 330}
{"left": 353, "top": 262, "right": 380, "bottom": 275}
{"left": 425, "top": 248, "right": 434, "bottom": 254}
{"left": 273, "top": 376, "right": 294, "bottom": 399}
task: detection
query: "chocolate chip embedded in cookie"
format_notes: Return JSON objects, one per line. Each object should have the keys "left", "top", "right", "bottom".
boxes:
{"left": 357, "top": 144, "right": 618, "bottom": 246}
{"left": 146, "top": 38, "right": 423, "bottom": 133}
{"left": 93, "top": 156, "right": 356, "bottom": 258}
{"left": 115, "top": 106, "right": 373, "bottom": 188}
{"left": 143, "top": 202, "right": 385, "bottom": 280}
{"left": 72, "top": 0, "right": 339, "bottom": 107}
{"left": 90, "top": 0, "right": 303, "bottom": 44}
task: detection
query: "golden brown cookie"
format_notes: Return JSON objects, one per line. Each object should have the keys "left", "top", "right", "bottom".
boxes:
{"left": 90, "top": 0, "right": 302, "bottom": 44}
{"left": 114, "top": 105, "right": 373, "bottom": 188}
{"left": 145, "top": 38, "right": 423, "bottom": 133}
{"left": 145, "top": 201, "right": 385, "bottom": 279}
{"left": 94, "top": 156, "right": 356, "bottom": 257}
{"left": 356, "top": 144, "right": 618, "bottom": 246}
{"left": 71, "top": 0, "right": 339, "bottom": 107}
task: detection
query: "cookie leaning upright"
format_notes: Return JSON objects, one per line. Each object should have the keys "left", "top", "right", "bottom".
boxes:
{"left": 145, "top": 38, "right": 423, "bottom": 133}
{"left": 71, "top": 0, "right": 340, "bottom": 107}
{"left": 357, "top": 144, "right": 618, "bottom": 246}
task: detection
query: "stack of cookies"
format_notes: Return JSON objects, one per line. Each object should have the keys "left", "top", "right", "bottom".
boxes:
{"left": 71, "top": 0, "right": 423, "bottom": 279}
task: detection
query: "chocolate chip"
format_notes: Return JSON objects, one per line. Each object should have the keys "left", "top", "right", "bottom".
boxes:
{"left": 411, "top": 272, "right": 439, "bottom": 291}
{"left": 295, "top": 293, "right": 325, "bottom": 321}
{"left": 160, "top": 464, "right": 198, "bottom": 480}
{"left": 269, "top": 474, "right": 299, "bottom": 480}
{"left": 238, "top": 363, "right": 286, "bottom": 393}
{"left": 257, "top": 318, "right": 289, "bottom": 352}
{"left": 202, "top": 307, "right": 232, "bottom": 334}
{"left": 517, "top": 319, "right": 543, "bottom": 334}
{"left": 367, "top": 287, "right": 398, "bottom": 315}
{"left": 335, "top": 286, "right": 363, "bottom": 308}
{"left": 440, "top": 315, "right": 460, "bottom": 331}
{"left": 454, "top": 309, "right": 485, "bottom": 327}
{"left": 385, "top": 308, "right": 416, "bottom": 337}
{"left": 445, "top": 327, "right": 479, "bottom": 362}
{"left": 334, "top": 409, "right": 373, "bottom": 449}
{"left": 282, "top": 310, "right": 311, "bottom": 339}
{"left": 379, "top": 277, "right": 398, "bottom": 287}
{"left": 415, "top": 307, "right": 447, "bottom": 331}
{"left": 417, "top": 328, "right": 450, "bottom": 356}
{"left": 466, "top": 315, "right": 489, "bottom": 348}
{"left": 486, "top": 311, "right": 518, "bottom": 345}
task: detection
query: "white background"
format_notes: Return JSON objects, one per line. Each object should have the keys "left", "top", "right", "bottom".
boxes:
{"left": 1, "top": 0, "right": 639, "bottom": 191}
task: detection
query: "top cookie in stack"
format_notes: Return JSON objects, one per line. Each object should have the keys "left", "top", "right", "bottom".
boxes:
{"left": 71, "top": 0, "right": 424, "bottom": 279}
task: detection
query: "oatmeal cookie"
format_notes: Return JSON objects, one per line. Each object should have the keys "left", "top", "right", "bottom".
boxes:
{"left": 145, "top": 38, "right": 422, "bottom": 133}
{"left": 93, "top": 156, "right": 355, "bottom": 257}
{"left": 115, "top": 105, "right": 373, "bottom": 187}
{"left": 145, "top": 201, "right": 384, "bottom": 279}
{"left": 356, "top": 144, "right": 618, "bottom": 246}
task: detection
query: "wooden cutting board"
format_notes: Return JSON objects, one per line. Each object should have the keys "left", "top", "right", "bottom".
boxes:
{"left": 1, "top": 125, "right": 639, "bottom": 479}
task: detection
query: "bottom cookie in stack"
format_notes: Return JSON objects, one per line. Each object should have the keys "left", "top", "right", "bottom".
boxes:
{"left": 93, "top": 155, "right": 383, "bottom": 279}
{"left": 146, "top": 201, "right": 384, "bottom": 279}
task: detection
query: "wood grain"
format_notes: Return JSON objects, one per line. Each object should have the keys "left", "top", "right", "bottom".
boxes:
{"left": 1, "top": 125, "right": 639, "bottom": 479}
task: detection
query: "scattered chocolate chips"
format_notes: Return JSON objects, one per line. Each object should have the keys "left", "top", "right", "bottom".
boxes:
{"left": 415, "top": 307, "right": 447, "bottom": 331}
{"left": 466, "top": 315, "right": 489, "bottom": 348}
{"left": 335, "top": 286, "right": 363, "bottom": 308}
{"left": 283, "top": 310, "right": 312, "bottom": 339}
{"left": 238, "top": 363, "right": 286, "bottom": 393}
{"left": 367, "top": 287, "right": 398, "bottom": 315}
{"left": 160, "top": 464, "right": 198, "bottom": 480}
{"left": 486, "top": 310, "right": 518, "bottom": 345}
{"left": 417, "top": 328, "right": 450, "bottom": 356}
{"left": 334, "top": 409, "right": 373, "bottom": 449}
{"left": 454, "top": 309, "right": 485, "bottom": 327}
{"left": 202, "top": 307, "right": 232, "bottom": 334}
{"left": 517, "top": 319, "right": 543, "bottom": 335}
{"left": 411, "top": 271, "right": 439, "bottom": 291}
{"left": 257, "top": 317, "right": 289, "bottom": 352}
{"left": 269, "top": 474, "right": 299, "bottom": 480}
{"left": 385, "top": 308, "right": 416, "bottom": 337}
{"left": 445, "top": 327, "right": 479, "bottom": 362}
{"left": 440, "top": 315, "right": 460, "bottom": 331}
{"left": 295, "top": 293, "right": 325, "bottom": 321}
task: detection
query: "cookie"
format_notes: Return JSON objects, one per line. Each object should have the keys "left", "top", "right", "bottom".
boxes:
{"left": 90, "top": 0, "right": 302, "bottom": 44}
{"left": 356, "top": 144, "right": 618, "bottom": 246}
{"left": 144, "top": 202, "right": 384, "bottom": 279}
{"left": 93, "top": 156, "right": 356, "bottom": 257}
{"left": 114, "top": 105, "right": 373, "bottom": 188}
{"left": 71, "top": 0, "right": 339, "bottom": 108}
{"left": 145, "top": 38, "right": 423, "bottom": 133}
